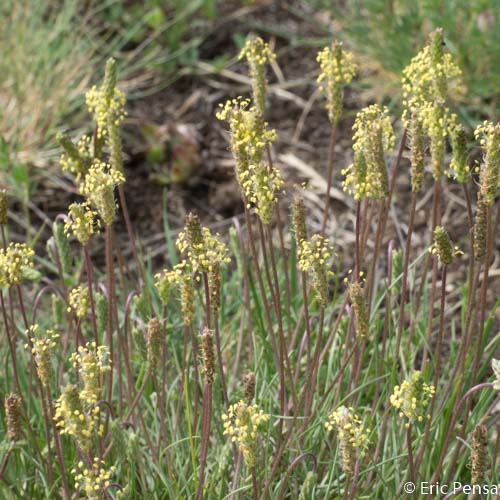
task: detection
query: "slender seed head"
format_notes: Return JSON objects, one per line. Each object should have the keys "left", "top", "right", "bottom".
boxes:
{"left": 208, "top": 261, "right": 221, "bottom": 313}
{"left": 292, "top": 193, "right": 307, "bottom": 245}
{"left": 450, "top": 124, "right": 470, "bottom": 183}
{"left": 431, "top": 226, "right": 456, "bottom": 265}
{"left": 4, "top": 393, "right": 22, "bottom": 442}
{"left": 200, "top": 328, "right": 215, "bottom": 384}
{"left": 469, "top": 425, "right": 488, "bottom": 484}
{"left": 0, "top": 189, "right": 8, "bottom": 225}
{"left": 53, "top": 220, "right": 72, "bottom": 272}
{"left": 243, "top": 372, "right": 256, "bottom": 403}
{"left": 104, "top": 58, "right": 117, "bottom": 106}
{"left": 408, "top": 112, "right": 425, "bottom": 192}
{"left": 475, "top": 121, "right": 500, "bottom": 206}
{"left": 473, "top": 198, "right": 488, "bottom": 262}
{"left": 146, "top": 317, "right": 162, "bottom": 370}
{"left": 349, "top": 282, "right": 369, "bottom": 338}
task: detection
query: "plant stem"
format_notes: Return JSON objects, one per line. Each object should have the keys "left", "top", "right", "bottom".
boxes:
{"left": 321, "top": 125, "right": 337, "bottom": 235}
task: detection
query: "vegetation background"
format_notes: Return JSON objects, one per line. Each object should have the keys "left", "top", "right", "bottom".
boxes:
{"left": 0, "top": 0, "right": 498, "bottom": 499}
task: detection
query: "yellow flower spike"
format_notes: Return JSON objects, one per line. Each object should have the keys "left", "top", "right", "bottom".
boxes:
{"left": 216, "top": 97, "right": 277, "bottom": 198}
{"left": 26, "top": 325, "right": 59, "bottom": 386}
{"left": 222, "top": 400, "right": 269, "bottom": 468}
{"left": 85, "top": 59, "right": 126, "bottom": 141}
{"left": 317, "top": 41, "right": 357, "bottom": 124}
{"left": 68, "top": 285, "right": 90, "bottom": 319}
{"left": 298, "top": 234, "right": 334, "bottom": 307}
{"left": 402, "top": 29, "right": 462, "bottom": 180}
{"left": 475, "top": 121, "right": 500, "bottom": 206}
{"left": 70, "top": 342, "right": 110, "bottom": 406}
{"left": 72, "top": 457, "right": 116, "bottom": 500}
{"left": 176, "top": 215, "right": 230, "bottom": 274}
{"left": 325, "top": 406, "right": 369, "bottom": 475}
{"left": 0, "top": 242, "right": 35, "bottom": 287}
{"left": 342, "top": 104, "right": 394, "bottom": 200}
{"left": 80, "top": 160, "right": 125, "bottom": 225}
{"left": 390, "top": 371, "right": 435, "bottom": 423}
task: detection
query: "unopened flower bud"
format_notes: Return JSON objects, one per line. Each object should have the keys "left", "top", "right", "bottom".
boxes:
{"left": 4, "top": 393, "right": 22, "bottom": 442}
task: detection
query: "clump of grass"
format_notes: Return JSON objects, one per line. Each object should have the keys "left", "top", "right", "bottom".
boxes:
{"left": 0, "top": 28, "right": 498, "bottom": 499}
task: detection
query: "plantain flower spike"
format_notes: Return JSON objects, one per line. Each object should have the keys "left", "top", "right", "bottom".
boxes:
{"left": 69, "top": 342, "right": 111, "bottom": 405}
{"left": 26, "top": 325, "right": 59, "bottom": 386}
{"left": 248, "top": 162, "right": 283, "bottom": 225}
{"left": 155, "top": 261, "right": 194, "bottom": 325}
{"left": 68, "top": 285, "right": 90, "bottom": 319}
{"left": 450, "top": 124, "right": 470, "bottom": 183}
{"left": 208, "top": 261, "right": 221, "bottom": 314}
{"left": 80, "top": 159, "right": 125, "bottom": 225}
{"left": 325, "top": 406, "right": 369, "bottom": 475}
{"left": 54, "top": 384, "right": 101, "bottom": 452}
{"left": 239, "top": 36, "right": 275, "bottom": 117}
{"left": 216, "top": 97, "right": 276, "bottom": 195}
{"left": 0, "top": 242, "right": 35, "bottom": 287}
{"left": 57, "top": 132, "right": 93, "bottom": 179}
{"left": 431, "top": 226, "right": 461, "bottom": 266}
{"left": 243, "top": 372, "right": 256, "bottom": 403}
{"left": 469, "top": 425, "right": 488, "bottom": 485}
{"left": 299, "top": 471, "right": 318, "bottom": 500}
{"left": 390, "top": 370, "right": 435, "bottom": 427}
{"left": 342, "top": 104, "right": 394, "bottom": 200}
{"left": 349, "top": 282, "right": 369, "bottom": 338}
{"left": 200, "top": 328, "right": 215, "bottom": 384}
{"left": 222, "top": 400, "right": 269, "bottom": 468}
{"left": 402, "top": 28, "right": 462, "bottom": 180}
{"left": 0, "top": 189, "right": 8, "bottom": 225}
{"left": 72, "top": 457, "right": 116, "bottom": 500}
{"left": 292, "top": 191, "right": 307, "bottom": 245}
{"left": 176, "top": 214, "right": 230, "bottom": 274}
{"left": 317, "top": 41, "right": 357, "bottom": 124}
{"left": 473, "top": 199, "right": 488, "bottom": 262}
{"left": 65, "top": 201, "right": 101, "bottom": 245}
{"left": 146, "top": 317, "right": 162, "bottom": 370}
{"left": 408, "top": 112, "right": 425, "bottom": 193}
{"left": 475, "top": 121, "right": 500, "bottom": 206}
{"left": 86, "top": 58, "right": 126, "bottom": 141}
{"left": 4, "top": 393, "right": 22, "bottom": 442}
{"left": 298, "top": 234, "right": 334, "bottom": 307}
